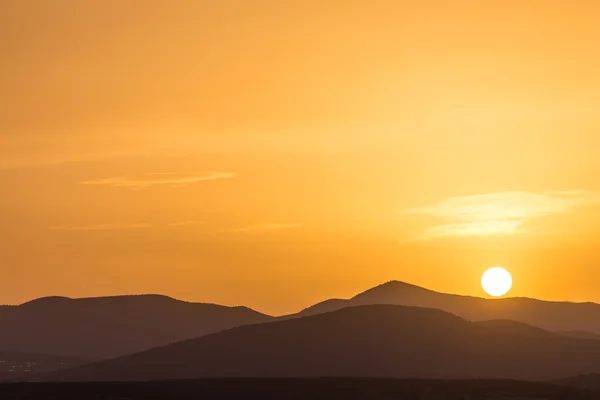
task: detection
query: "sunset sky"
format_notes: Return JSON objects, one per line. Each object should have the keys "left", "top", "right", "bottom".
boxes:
{"left": 2, "top": 0, "right": 600, "bottom": 315}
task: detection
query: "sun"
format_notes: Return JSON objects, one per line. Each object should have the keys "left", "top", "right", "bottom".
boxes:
{"left": 481, "top": 267, "right": 512, "bottom": 297}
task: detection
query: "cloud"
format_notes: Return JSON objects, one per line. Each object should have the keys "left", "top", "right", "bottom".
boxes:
{"left": 82, "top": 172, "right": 235, "bottom": 189}
{"left": 403, "top": 191, "right": 600, "bottom": 240}
{"left": 167, "top": 221, "right": 204, "bottom": 227}
{"left": 233, "top": 223, "right": 303, "bottom": 233}
{"left": 51, "top": 223, "right": 152, "bottom": 231}
{"left": 416, "top": 220, "right": 526, "bottom": 240}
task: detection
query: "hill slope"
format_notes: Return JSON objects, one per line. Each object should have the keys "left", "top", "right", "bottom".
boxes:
{"left": 34, "top": 305, "right": 600, "bottom": 382}
{"left": 296, "top": 281, "right": 600, "bottom": 334}
{"left": 0, "top": 295, "right": 271, "bottom": 358}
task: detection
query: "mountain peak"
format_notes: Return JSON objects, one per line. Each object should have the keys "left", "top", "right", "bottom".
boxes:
{"left": 373, "top": 280, "right": 430, "bottom": 290}
{"left": 351, "top": 280, "right": 431, "bottom": 300}
{"left": 20, "top": 296, "right": 73, "bottom": 307}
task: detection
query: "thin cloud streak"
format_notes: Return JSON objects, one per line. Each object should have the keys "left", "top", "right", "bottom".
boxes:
{"left": 51, "top": 223, "right": 152, "bottom": 231}
{"left": 233, "top": 223, "right": 303, "bottom": 233}
{"left": 403, "top": 191, "right": 600, "bottom": 240}
{"left": 416, "top": 220, "right": 526, "bottom": 241}
{"left": 167, "top": 221, "right": 204, "bottom": 227}
{"left": 82, "top": 172, "right": 236, "bottom": 189}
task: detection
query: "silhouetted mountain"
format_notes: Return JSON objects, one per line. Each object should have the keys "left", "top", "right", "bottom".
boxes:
{"left": 0, "top": 351, "right": 93, "bottom": 380}
{"left": 33, "top": 305, "right": 600, "bottom": 382}
{"left": 0, "top": 295, "right": 271, "bottom": 358}
{"left": 295, "top": 281, "right": 600, "bottom": 334}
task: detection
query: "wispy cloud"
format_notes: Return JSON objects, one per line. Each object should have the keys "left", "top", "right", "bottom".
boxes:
{"left": 233, "top": 223, "right": 303, "bottom": 233}
{"left": 416, "top": 220, "right": 526, "bottom": 240}
{"left": 82, "top": 172, "right": 236, "bottom": 189}
{"left": 51, "top": 223, "right": 152, "bottom": 231}
{"left": 403, "top": 191, "right": 600, "bottom": 240}
{"left": 167, "top": 220, "right": 204, "bottom": 227}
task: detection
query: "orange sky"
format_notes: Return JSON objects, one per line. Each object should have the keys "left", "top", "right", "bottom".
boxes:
{"left": 2, "top": 0, "right": 600, "bottom": 315}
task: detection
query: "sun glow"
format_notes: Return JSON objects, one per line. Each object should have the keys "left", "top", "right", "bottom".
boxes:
{"left": 481, "top": 267, "right": 513, "bottom": 297}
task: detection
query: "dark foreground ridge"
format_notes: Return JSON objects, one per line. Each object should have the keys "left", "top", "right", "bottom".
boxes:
{"left": 1, "top": 378, "right": 598, "bottom": 400}
{"left": 33, "top": 305, "right": 600, "bottom": 382}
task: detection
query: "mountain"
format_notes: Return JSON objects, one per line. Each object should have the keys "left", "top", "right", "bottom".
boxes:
{"left": 295, "top": 281, "right": 600, "bottom": 334}
{"left": 33, "top": 305, "right": 600, "bottom": 382}
{"left": 0, "top": 350, "right": 93, "bottom": 380}
{"left": 0, "top": 295, "right": 272, "bottom": 358}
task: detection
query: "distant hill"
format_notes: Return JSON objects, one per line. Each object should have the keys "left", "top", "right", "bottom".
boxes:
{"left": 294, "top": 281, "right": 600, "bottom": 334}
{"left": 33, "top": 305, "right": 600, "bottom": 382}
{"left": 0, "top": 295, "right": 272, "bottom": 358}
{"left": 0, "top": 351, "right": 93, "bottom": 380}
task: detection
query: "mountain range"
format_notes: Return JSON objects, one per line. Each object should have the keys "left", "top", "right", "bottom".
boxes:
{"left": 5, "top": 281, "right": 600, "bottom": 360}
{"left": 4, "top": 281, "right": 600, "bottom": 382}
{"left": 32, "top": 304, "right": 600, "bottom": 382}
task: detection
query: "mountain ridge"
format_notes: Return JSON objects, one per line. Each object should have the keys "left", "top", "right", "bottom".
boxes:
{"left": 31, "top": 304, "right": 600, "bottom": 382}
{"left": 0, "top": 294, "right": 272, "bottom": 358}
{"left": 293, "top": 280, "right": 600, "bottom": 334}
{"left": 354, "top": 280, "right": 594, "bottom": 304}
{"left": 5, "top": 280, "right": 600, "bottom": 362}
